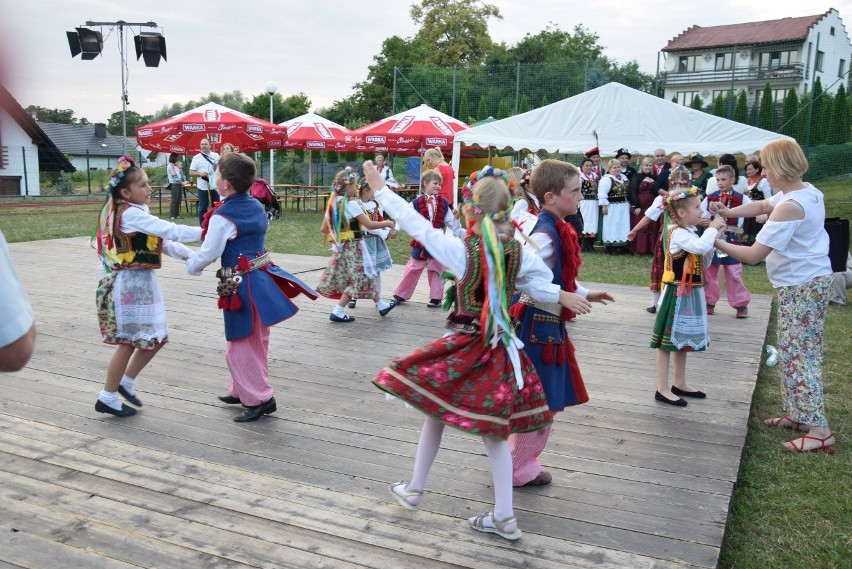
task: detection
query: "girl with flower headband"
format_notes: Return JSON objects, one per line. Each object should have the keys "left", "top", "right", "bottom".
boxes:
{"left": 365, "top": 161, "right": 593, "bottom": 541}
{"left": 509, "top": 168, "right": 540, "bottom": 238}
{"left": 316, "top": 167, "right": 397, "bottom": 322}
{"left": 93, "top": 155, "right": 201, "bottom": 417}
{"left": 629, "top": 165, "right": 709, "bottom": 313}
{"left": 649, "top": 184, "right": 727, "bottom": 407}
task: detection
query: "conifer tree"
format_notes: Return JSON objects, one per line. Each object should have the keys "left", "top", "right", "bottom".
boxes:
{"left": 758, "top": 83, "right": 775, "bottom": 131}
{"left": 733, "top": 90, "right": 748, "bottom": 123}
{"left": 476, "top": 95, "right": 488, "bottom": 121}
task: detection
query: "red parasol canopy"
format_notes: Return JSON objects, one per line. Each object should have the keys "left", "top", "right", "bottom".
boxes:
{"left": 135, "top": 102, "right": 286, "bottom": 154}
{"left": 347, "top": 104, "right": 469, "bottom": 156}
{"left": 279, "top": 112, "right": 351, "bottom": 152}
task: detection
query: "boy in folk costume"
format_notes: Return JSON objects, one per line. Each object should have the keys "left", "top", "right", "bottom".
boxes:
{"left": 185, "top": 153, "right": 318, "bottom": 422}
{"left": 508, "top": 160, "right": 614, "bottom": 486}
{"left": 392, "top": 169, "right": 465, "bottom": 307}
{"left": 701, "top": 165, "right": 752, "bottom": 318}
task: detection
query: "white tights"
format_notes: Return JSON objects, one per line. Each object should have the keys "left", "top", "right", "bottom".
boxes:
{"left": 409, "top": 417, "right": 514, "bottom": 521}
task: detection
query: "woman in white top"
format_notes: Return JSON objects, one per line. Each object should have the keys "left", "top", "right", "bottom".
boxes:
{"left": 712, "top": 140, "right": 835, "bottom": 453}
{"left": 597, "top": 159, "right": 630, "bottom": 253}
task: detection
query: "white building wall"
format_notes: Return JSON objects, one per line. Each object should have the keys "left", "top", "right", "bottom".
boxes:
{"left": 0, "top": 107, "right": 41, "bottom": 195}
{"left": 804, "top": 9, "right": 852, "bottom": 95}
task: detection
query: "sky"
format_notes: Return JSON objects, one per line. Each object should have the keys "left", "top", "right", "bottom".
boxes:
{"left": 1, "top": 0, "right": 850, "bottom": 124}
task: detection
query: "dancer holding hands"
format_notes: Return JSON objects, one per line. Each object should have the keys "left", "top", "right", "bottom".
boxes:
{"left": 365, "top": 161, "right": 597, "bottom": 541}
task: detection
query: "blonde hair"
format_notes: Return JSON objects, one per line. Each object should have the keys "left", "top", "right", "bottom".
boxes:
{"left": 530, "top": 159, "right": 579, "bottom": 203}
{"left": 606, "top": 158, "right": 621, "bottom": 170}
{"left": 640, "top": 156, "right": 654, "bottom": 167}
{"left": 423, "top": 147, "right": 444, "bottom": 164}
{"left": 469, "top": 176, "right": 513, "bottom": 235}
{"left": 421, "top": 168, "right": 443, "bottom": 186}
{"left": 664, "top": 188, "right": 700, "bottom": 229}
{"left": 761, "top": 139, "right": 808, "bottom": 181}
{"left": 715, "top": 165, "right": 735, "bottom": 179}
{"left": 507, "top": 167, "right": 524, "bottom": 199}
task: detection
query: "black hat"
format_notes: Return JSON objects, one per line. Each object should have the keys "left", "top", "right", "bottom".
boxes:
{"left": 686, "top": 152, "right": 708, "bottom": 168}
{"left": 615, "top": 147, "right": 631, "bottom": 159}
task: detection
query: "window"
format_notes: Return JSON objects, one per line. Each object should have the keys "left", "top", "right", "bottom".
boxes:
{"left": 830, "top": 26, "right": 835, "bottom": 36}
{"left": 840, "top": 59, "right": 847, "bottom": 77}
{"left": 760, "top": 50, "right": 798, "bottom": 68}
{"left": 678, "top": 55, "right": 700, "bottom": 73}
{"left": 815, "top": 50, "right": 824, "bottom": 72}
{"left": 715, "top": 53, "right": 733, "bottom": 71}
{"left": 712, "top": 89, "right": 732, "bottom": 101}
{"left": 772, "top": 89, "right": 788, "bottom": 104}
{"left": 676, "top": 91, "right": 700, "bottom": 106}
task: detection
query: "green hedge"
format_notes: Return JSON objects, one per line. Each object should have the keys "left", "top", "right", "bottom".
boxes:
{"left": 804, "top": 142, "right": 852, "bottom": 182}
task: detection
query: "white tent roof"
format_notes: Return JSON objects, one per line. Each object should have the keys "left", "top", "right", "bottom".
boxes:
{"left": 453, "top": 82, "right": 790, "bottom": 156}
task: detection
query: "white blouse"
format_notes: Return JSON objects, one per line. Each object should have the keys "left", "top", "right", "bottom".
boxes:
{"left": 120, "top": 204, "right": 199, "bottom": 261}
{"left": 375, "top": 186, "right": 560, "bottom": 303}
{"left": 597, "top": 173, "right": 629, "bottom": 206}
{"left": 756, "top": 185, "right": 832, "bottom": 287}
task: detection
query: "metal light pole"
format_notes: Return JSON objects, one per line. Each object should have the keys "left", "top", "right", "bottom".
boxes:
{"left": 265, "top": 81, "right": 278, "bottom": 186}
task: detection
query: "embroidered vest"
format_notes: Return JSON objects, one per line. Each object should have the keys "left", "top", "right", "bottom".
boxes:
{"left": 581, "top": 177, "right": 597, "bottom": 200}
{"left": 446, "top": 236, "right": 521, "bottom": 333}
{"left": 746, "top": 181, "right": 765, "bottom": 202}
{"left": 661, "top": 227, "right": 704, "bottom": 287}
{"left": 606, "top": 175, "right": 627, "bottom": 203}
{"left": 112, "top": 203, "right": 163, "bottom": 269}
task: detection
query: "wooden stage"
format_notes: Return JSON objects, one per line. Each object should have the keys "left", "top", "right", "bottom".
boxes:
{"left": 1, "top": 237, "right": 772, "bottom": 568}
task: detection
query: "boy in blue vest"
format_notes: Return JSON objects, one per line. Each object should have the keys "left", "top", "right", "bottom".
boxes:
{"left": 186, "top": 153, "right": 318, "bottom": 422}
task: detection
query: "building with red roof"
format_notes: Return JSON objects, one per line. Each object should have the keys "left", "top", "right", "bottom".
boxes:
{"left": 660, "top": 9, "right": 851, "bottom": 110}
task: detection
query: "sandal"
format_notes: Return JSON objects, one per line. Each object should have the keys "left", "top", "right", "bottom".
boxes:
{"left": 468, "top": 511, "right": 522, "bottom": 541}
{"left": 390, "top": 481, "right": 422, "bottom": 511}
{"left": 783, "top": 433, "right": 836, "bottom": 453}
{"left": 763, "top": 416, "right": 809, "bottom": 432}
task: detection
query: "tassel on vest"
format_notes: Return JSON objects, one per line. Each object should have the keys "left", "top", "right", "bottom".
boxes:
{"left": 509, "top": 302, "right": 526, "bottom": 322}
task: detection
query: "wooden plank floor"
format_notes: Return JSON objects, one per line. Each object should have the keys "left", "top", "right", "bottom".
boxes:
{"left": 0, "top": 237, "right": 773, "bottom": 569}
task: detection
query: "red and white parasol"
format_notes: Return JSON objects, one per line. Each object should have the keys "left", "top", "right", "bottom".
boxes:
{"left": 279, "top": 112, "right": 351, "bottom": 153}
{"left": 135, "top": 102, "right": 286, "bottom": 154}
{"left": 348, "top": 104, "right": 469, "bottom": 156}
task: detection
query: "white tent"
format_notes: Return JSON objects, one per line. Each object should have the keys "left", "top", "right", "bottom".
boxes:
{"left": 450, "top": 82, "right": 791, "bottom": 188}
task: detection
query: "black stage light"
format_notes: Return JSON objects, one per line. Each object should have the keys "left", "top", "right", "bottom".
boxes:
{"left": 134, "top": 32, "right": 167, "bottom": 67}
{"left": 66, "top": 27, "right": 103, "bottom": 60}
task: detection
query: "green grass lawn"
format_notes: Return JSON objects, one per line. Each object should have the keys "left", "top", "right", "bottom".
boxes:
{"left": 1, "top": 179, "right": 849, "bottom": 566}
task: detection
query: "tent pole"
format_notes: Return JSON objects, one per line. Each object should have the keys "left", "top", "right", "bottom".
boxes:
{"left": 450, "top": 141, "right": 462, "bottom": 208}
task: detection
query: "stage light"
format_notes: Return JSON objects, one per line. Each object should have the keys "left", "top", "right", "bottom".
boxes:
{"left": 66, "top": 27, "right": 103, "bottom": 60}
{"left": 134, "top": 32, "right": 167, "bottom": 68}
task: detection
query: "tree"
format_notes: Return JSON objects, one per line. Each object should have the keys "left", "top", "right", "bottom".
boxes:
{"left": 243, "top": 92, "right": 311, "bottom": 124}
{"left": 25, "top": 106, "right": 82, "bottom": 124}
{"left": 827, "top": 83, "right": 850, "bottom": 144}
{"left": 457, "top": 91, "right": 470, "bottom": 121}
{"left": 410, "top": 0, "right": 502, "bottom": 66}
{"left": 758, "top": 83, "right": 775, "bottom": 131}
{"left": 151, "top": 90, "right": 246, "bottom": 120}
{"left": 733, "top": 90, "right": 748, "bottom": 123}
{"left": 779, "top": 88, "right": 800, "bottom": 140}
{"left": 519, "top": 94, "right": 531, "bottom": 114}
{"left": 506, "top": 23, "right": 603, "bottom": 64}
{"left": 809, "top": 77, "right": 830, "bottom": 145}
{"left": 496, "top": 99, "right": 510, "bottom": 119}
{"left": 540, "top": 94, "right": 549, "bottom": 108}
{"left": 106, "top": 110, "right": 152, "bottom": 135}
{"left": 711, "top": 94, "right": 726, "bottom": 117}
{"left": 476, "top": 95, "right": 489, "bottom": 121}
{"left": 689, "top": 94, "right": 703, "bottom": 110}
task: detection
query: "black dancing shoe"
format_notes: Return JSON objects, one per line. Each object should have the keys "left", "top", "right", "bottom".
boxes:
{"left": 218, "top": 394, "right": 242, "bottom": 404}
{"left": 329, "top": 313, "right": 355, "bottom": 323}
{"left": 117, "top": 385, "right": 142, "bottom": 407}
{"left": 392, "top": 294, "right": 406, "bottom": 304}
{"left": 348, "top": 299, "right": 357, "bottom": 308}
{"left": 379, "top": 300, "right": 398, "bottom": 317}
{"left": 233, "top": 397, "right": 277, "bottom": 422}
{"left": 427, "top": 299, "right": 441, "bottom": 307}
{"left": 95, "top": 399, "right": 138, "bottom": 417}
{"left": 671, "top": 386, "right": 707, "bottom": 399}
{"left": 654, "top": 391, "right": 687, "bottom": 407}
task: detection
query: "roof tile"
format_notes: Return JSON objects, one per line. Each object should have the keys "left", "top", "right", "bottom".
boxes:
{"left": 664, "top": 12, "right": 828, "bottom": 52}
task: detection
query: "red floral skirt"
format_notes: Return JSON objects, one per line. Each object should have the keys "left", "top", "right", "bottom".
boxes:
{"left": 374, "top": 331, "right": 553, "bottom": 439}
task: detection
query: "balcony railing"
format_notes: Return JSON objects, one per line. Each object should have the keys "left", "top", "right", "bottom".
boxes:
{"left": 661, "top": 63, "right": 804, "bottom": 86}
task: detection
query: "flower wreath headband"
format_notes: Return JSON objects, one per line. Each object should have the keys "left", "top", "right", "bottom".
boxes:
{"left": 331, "top": 166, "right": 358, "bottom": 192}
{"left": 461, "top": 165, "right": 514, "bottom": 221}
{"left": 660, "top": 185, "right": 700, "bottom": 208}
{"left": 108, "top": 155, "right": 137, "bottom": 191}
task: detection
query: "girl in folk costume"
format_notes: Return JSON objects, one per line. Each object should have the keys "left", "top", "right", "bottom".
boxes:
{"left": 367, "top": 162, "right": 596, "bottom": 541}
{"left": 317, "top": 167, "right": 398, "bottom": 322}
{"left": 627, "top": 157, "right": 660, "bottom": 255}
{"left": 509, "top": 169, "right": 539, "bottom": 238}
{"left": 391, "top": 169, "right": 465, "bottom": 307}
{"left": 629, "top": 166, "right": 709, "bottom": 313}
{"left": 348, "top": 177, "right": 398, "bottom": 308}
{"left": 701, "top": 165, "right": 753, "bottom": 318}
{"left": 741, "top": 158, "right": 772, "bottom": 245}
{"left": 185, "top": 153, "right": 318, "bottom": 422}
{"left": 650, "top": 187, "right": 728, "bottom": 407}
{"left": 508, "top": 160, "right": 613, "bottom": 487}
{"left": 94, "top": 155, "right": 201, "bottom": 417}
{"left": 598, "top": 158, "right": 631, "bottom": 254}
{"left": 578, "top": 158, "right": 599, "bottom": 252}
